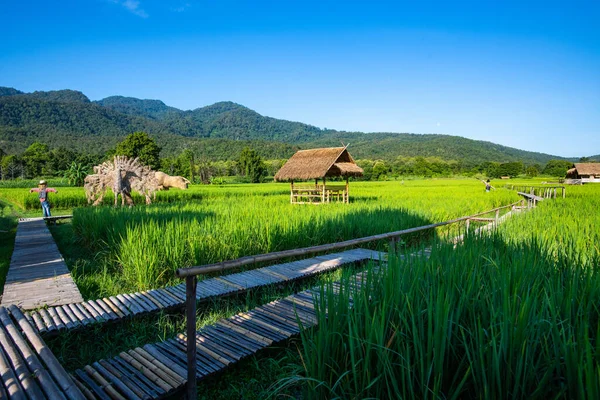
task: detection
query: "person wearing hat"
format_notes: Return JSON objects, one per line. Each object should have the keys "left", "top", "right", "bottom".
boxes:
{"left": 29, "top": 180, "right": 58, "bottom": 217}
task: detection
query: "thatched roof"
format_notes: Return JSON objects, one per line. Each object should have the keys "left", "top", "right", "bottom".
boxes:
{"left": 573, "top": 163, "right": 600, "bottom": 176}
{"left": 274, "top": 147, "right": 364, "bottom": 181}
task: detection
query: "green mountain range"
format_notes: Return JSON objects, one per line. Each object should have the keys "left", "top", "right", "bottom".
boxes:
{"left": 0, "top": 87, "right": 582, "bottom": 164}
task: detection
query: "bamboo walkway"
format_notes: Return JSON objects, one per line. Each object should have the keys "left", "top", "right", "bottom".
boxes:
{"left": 1, "top": 218, "right": 83, "bottom": 310}
{"left": 27, "top": 248, "right": 382, "bottom": 335}
{"left": 68, "top": 248, "right": 388, "bottom": 399}
{"left": 0, "top": 305, "right": 86, "bottom": 399}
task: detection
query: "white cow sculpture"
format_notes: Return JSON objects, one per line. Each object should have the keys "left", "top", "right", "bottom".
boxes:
{"left": 155, "top": 171, "right": 191, "bottom": 190}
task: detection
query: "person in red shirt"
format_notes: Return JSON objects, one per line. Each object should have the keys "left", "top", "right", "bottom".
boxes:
{"left": 29, "top": 180, "right": 58, "bottom": 217}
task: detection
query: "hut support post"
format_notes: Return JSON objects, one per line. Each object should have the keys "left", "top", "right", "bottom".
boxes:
{"left": 185, "top": 276, "right": 197, "bottom": 400}
{"left": 345, "top": 177, "right": 349, "bottom": 203}
{"left": 322, "top": 177, "right": 327, "bottom": 203}
{"left": 290, "top": 181, "right": 294, "bottom": 204}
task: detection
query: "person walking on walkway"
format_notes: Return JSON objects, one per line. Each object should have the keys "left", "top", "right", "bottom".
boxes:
{"left": 29, "top": 180, "right": 57, "bottom": 217}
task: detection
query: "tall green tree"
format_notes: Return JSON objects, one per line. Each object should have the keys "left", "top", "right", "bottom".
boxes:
{"left": 22, "top": 142, "right": 50, "bottom": 178}
{"left": 237, "top": 147, "right": 266, "bottom": 183}
{"left": 543, "top": 160, "right": 572, "bottom": 177}
{"left": 114, "top": 132, "right": 161, "bottom": 169}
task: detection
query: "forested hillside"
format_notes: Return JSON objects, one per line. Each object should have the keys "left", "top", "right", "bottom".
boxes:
{"left": 0, "top": 86, "right": 578, "bottom": 165}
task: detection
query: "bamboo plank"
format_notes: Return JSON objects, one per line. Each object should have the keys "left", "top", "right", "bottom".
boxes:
{"left": 126, "top": 350, "right": 181, "bottom": 389}
{"left": 118, "top": 352, "right": 173, "bottom": 393}
{"left": 83, "top": 365, "right": 126, "bottom": 400}
{"left": 195, "top": 332, "right": 245, "bottom": 361}
{"left": 108, "top": 296, "right": 131, "bottom": 317}
{"left": 102, "top": 298, "right": 126, "bottom": 319}
{"left": 39, "top": 308, "right": 56, "bottom": 331}
{"left": 141, "top": 291, "right": 166, "bottom": 309}
{"left": 30, "top": 311, "right": 46, "bottom": 332}
{"left": 117, "top": 294, "right": 143, "bottom": 315}
{"left": 155, "top": 341, "right": 213, "bottom": 377}
{"left": 141, "top": 345, "right": 188, "bottom": 379}
{"left": 203, "top": 325, "right": 258, "bottom": 354}
{"left": 47, "top": 307, "right": 66, "bottom": 330}
{"left": 162, "top": 286, "right": 185, "bottom": 303}
{"left": 0, "top": 322, "right": 43, "bottom": 399}
{"left": 228, "top": 315, "right": 286, "bottom": 342}
{"left": 156, "top": 340, "right": 215, "bottom": 376}
{"left": 68, "top": 303, "right": 89, "bottom": 325}
{"left": 81, "top": 302, "right": 103, "bottom": 322}
{"left": 74, "top": 370, "right": 112, "bottom": 400}
{"left": 9, "top": 306, "right": 85, "bottom": 399}
{"left": 0, "top": 334, "right": 26, "bottom": 400}
{"left": 87, "top": 300, "right": 110, "bottom": 321}
{"left": 92, "top": 361, "right": 142, "bottom": 400}
{"left": 70, "top": 374, "right": 96, "bottom": 400}
{"left": 216, "top": 320, "right": 273, "bottom": 346}
{"left": 93, "top": 299, "right": 118, "bottom": 320}
{"left": 136, "top": 293, "right": 160, "bottom": 312}
{"left": 129, "top": 293, "right": 155, "bottom": 313}
{"left": 60, "top": 305, "right": 79, "bottom": 328}
{"left": 174, "top": 335, "right": 229, "bottom": 370}
{"left": 0, "top": 308, "right": 63, "bottom": 399}
{"left": 126, "top": 292, "right": 152, "bottom": 314}
{"left": 134, "top": 347, "right": 186, "bottom": 384}
{"left": 74, "top": 303, "right": 94, "bottom": 324}
{"left": 106, "top": 358, "right": 159, "bottom": 399}
{"left": 113, "top": 356, "right": 166, "bottom": 397}
{"left": 210, "top": 324, "right": 265, "bottom": 353}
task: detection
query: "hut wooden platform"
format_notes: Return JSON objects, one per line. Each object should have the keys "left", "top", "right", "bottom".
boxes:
{"left": 1, "top": 219, "right": 83, "bottom": 310}
{"left": 26, "top": 249, "right": 381, "bottom": 335}
{"left": 274, "top": 147, "right": 364, "bottom": 204}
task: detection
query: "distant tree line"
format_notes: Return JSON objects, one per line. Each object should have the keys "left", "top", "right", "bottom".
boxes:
{"left": 0, "top": 132, "right": 589, "bottom": 185}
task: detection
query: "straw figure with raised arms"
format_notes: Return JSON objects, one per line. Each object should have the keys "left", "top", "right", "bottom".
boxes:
{"left": 84, "top": 156, "right": 159, "bottom": 206}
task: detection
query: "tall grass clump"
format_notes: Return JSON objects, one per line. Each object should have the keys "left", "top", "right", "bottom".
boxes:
{"left": 287, "top": 234, "right": 600, "bottom": 399}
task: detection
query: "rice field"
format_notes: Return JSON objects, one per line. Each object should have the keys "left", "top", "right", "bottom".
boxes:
{"left": 2, "top": 178, "right": 599, "bottom": 398}
{"left": 278, "top": 183, "right": 600, "bottom": 399}
{"left": 34, "top": 179, "right": 515, "bottom": 297}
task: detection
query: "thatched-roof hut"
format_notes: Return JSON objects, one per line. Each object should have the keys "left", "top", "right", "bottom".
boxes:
{"left": 565, "top": 163, "right": 600, "bottom": 183}
{"left": 275, "top": 147, "right": 363, "bottom": 204}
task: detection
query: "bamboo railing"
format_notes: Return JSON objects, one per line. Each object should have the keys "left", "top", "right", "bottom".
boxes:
{"left": 505, "top": 185, "right": 565, "bottom": 199}
{"left": 176, "top": 200, "right": 523, "bottom": 399}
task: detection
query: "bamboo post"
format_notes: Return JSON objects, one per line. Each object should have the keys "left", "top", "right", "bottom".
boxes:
{"left": 345, "top": 177, "right": 349, "bottom": 204}
{"left": 290, "top": 181, "right": 294, "bottom": 204}
{"left": 495, "top": 209, "right": 500, "bottom": 224}
{"left": 388, "top": 237, "right": 396, "bottom": 253}
{"left": 322, "top": 177, "right": 326, "bottom": 203}
{"left": 563, "top": 187, "right": 566, "bottom": 198}
{"left": 185, "top": 276, "right": 197, "bottom": 399}
{"left": 465, "top": 219, "right": 470, "bottom": 233}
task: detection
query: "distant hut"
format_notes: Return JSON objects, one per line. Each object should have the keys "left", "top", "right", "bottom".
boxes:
{"left": 274, "top": 146, "right": 364, "bottom": 204}
{"left": 565, "top": 163, "right": 600, "bottom": 184}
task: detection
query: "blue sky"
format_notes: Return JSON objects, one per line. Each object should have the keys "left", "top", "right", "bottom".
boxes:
{"left": 1, "top": 0, "right": 598, "bottom": 157}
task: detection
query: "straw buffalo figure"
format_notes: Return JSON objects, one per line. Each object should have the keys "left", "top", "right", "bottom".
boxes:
{"left": 155, "top": 171, "right": 190, "bottom": 190}
{"left": 85, "top": 156, "right": 159, "bottom": 206}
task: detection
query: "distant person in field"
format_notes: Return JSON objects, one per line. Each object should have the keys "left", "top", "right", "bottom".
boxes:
{"left": 29, "top": 180, "right": 58, "bottom": 217}
{"left": 485, "top": 179, "right": 491, "bottom": 192}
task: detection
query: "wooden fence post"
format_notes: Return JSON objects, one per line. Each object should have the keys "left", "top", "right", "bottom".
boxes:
{"left": 465, "top": 219, "right": 470, "bottom": 233}
{"left": 388, "top": 237, "right": 397, "bottom": 253}
{"left": 495, "top": 209, "right": 500, "bottom": 224}
{"left": 186, "top": 276, "right": 197, "bottom": 400}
